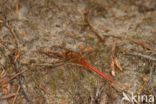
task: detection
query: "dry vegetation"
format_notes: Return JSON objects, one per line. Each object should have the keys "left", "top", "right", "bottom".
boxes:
{"left": 0, "top": 0, "right": 156, "bottom": 104}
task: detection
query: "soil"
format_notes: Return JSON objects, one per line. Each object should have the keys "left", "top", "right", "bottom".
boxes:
{"left": 0, "top": 0, "right": 156, "bottom": 104}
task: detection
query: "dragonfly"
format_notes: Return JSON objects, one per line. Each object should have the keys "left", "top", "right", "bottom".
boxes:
{"left": 39, "top": 47, "right": 115, "bottom": 83}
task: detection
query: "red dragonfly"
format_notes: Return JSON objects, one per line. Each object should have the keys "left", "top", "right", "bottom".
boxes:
{"left": 62, "top": 50, "right": 114, "bottom": 83}
{"left": 40, "top": 48, "right": 114, "bottom": 83}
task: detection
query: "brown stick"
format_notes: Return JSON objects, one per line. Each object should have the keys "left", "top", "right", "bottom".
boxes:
{"left": 128, "top": 37, "right": 156, "bottom": 52}
{"left": 0, "top": 93, "right": 16, "bottom": 100}
{"left": 84, "top": 9, "right": 105, "bottom": 43}
{"left": 126, "top": 52, "right": 156, "bottom": 62}
{"left": 12, "top": 85, "right": 20, "bottom": 104}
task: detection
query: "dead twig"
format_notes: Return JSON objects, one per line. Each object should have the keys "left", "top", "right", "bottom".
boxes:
{"left": 7, "top": 69, "right": 27, "bottom": 83}
{"left": 126, "top": 52, "right": 156, "bottom": 62}
{"left": 103, "top": 34, "right": 123, "bottom": 40}
{"left": 149, "top": 64, "right": 155, "bottom": 95}
{"left": 12, "top": 85, "right": 20, "bottom": 104}
{"left": 128, "top": 37, "right": 156, "bottom": 52}
{"left": 0, "top": 93, "right": 16, "bottom": 100}
{"left": 3, "top": 14, "right": 30, "bottom": 103}
{"left": 9, "top": 50, "right": 31, "bottom": 103}
{"left": 4, "top": 17, "right": 19, "bottom": 48}
{"left": 84, "top": 9, "right": 105, "bottom": 43}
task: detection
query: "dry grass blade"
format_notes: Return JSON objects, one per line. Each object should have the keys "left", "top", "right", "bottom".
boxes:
{"left": 110, "top": 42, "right": 116, "bottom": 76}
{"left": 114, "top": 58, "right": 123, "bottom": 71}
{"left": 110, "top": 41, "right": 123, "bottom": 76}
{"left": 111, "top": 59, "right": 115, "bottom": 76}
